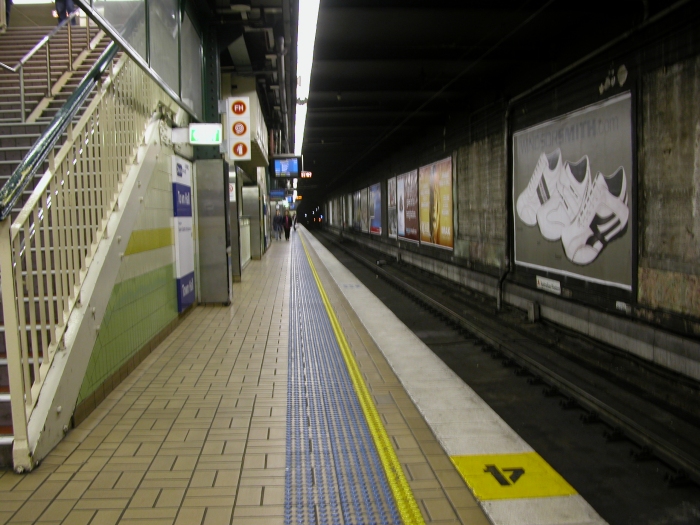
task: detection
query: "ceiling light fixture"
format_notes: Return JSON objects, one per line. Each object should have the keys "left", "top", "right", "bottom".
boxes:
{"left": 294, "top": 0, "right": 320, "bottom": 156}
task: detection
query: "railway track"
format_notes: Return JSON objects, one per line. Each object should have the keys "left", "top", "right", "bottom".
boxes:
{"left": 315, "top": 230, "right": 700, "bottom": 489}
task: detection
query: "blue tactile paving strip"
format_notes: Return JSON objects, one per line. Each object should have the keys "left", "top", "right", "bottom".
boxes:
{"left": 285, "top": 234, "right": 402, "bottom": 525}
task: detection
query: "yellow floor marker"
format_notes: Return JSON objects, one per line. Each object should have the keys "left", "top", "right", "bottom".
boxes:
{"left": 299, "top": 232, "right": 425, "bottom": 525}
{"left": 451, "top": 452, "right": 578, "bottom": 500}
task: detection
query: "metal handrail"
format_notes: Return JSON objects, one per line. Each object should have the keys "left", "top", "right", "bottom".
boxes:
{"left": 1, "top": 11, "right": 84, "bottom": 73}
{"left": 0, "top": 41, "right": 119, "bottom": 221}
{"left": 0, "top": 10, "right": 90, "bottom": 121}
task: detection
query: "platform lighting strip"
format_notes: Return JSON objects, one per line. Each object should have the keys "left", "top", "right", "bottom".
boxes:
{"left": 294, "top": 0, "right": 320, "bottom": 156}
{"left": 299, "top": 232, "right": 426, "bottom": 525}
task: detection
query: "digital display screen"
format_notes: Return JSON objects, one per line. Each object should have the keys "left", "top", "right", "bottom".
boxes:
{"left": 273, "top": 157, "right": 301, "bottom": 178}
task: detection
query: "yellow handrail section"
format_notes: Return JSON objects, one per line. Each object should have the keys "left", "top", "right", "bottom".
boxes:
{"left": 0, "top": 52, "right": 181, "bottom": 471}
{"left": 299, "top": 232, "right": 426, "bottom": 525}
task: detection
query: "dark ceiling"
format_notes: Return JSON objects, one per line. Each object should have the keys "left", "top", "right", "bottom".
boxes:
{"left": 297, "top": 0, "right": 680, "bottom": 202}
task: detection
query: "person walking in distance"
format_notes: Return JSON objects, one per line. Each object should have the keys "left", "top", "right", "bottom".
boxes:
{"left": 5, "top": 0, "right": 12, "bottom": 27}
{"left": 273, "top": 209, "right": 282, "bottom": 241}
{"left": 56, "top": 0, "right": 77, "bottom": 25}
{"left": 283, "top": 210, "right": 292, "bottom": 241}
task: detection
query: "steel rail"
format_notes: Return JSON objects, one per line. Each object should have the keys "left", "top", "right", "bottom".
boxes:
{"left": 0, "top": 41, "right": 119, "bottom": 221}
{"left": 319, "top": 231, "right": 700, "bottom": 487}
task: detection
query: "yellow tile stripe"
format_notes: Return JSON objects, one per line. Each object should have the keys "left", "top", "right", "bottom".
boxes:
{"left": 124, "top": 227, "right": 174, "bottom": 255}
{"left": 451, "top": 452, "right": 577, "bottom": 501}
{"left": 299, "top": 233, "right": 425, "bottom": 525}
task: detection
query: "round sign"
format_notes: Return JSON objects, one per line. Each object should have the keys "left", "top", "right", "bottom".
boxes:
{"left": 231, "top": 100, "right": 247, "bottom": 115}
{"left": 229, "top": 183, "right": 235, "bottom": 194}
{"left": 232, "top": 121, "right": 247, "bottom": 136}
{"left": 232, "top": 142, "right": 248, "bottom": 157}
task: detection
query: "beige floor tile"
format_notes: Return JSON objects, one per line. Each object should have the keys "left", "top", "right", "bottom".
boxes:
{"left": 61, "top": 510, "right": 96, "bottom": 525}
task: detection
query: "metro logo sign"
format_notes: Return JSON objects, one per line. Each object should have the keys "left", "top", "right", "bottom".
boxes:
{"left": 226, "top": 97, "right": 251, "bottom": 160}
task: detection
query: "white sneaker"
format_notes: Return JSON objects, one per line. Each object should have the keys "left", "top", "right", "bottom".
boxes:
{"left": 536, "top": 155, "right": 590, "bottom": 241}
{"left": 561, "top": 167, "right": 629, "bottom": 265}
{"left": 516, "top": 149, "right": 563, "bottom": 226}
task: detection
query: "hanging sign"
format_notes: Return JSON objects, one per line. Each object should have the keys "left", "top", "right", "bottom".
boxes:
{"left": 226, "top": 97, "right": 251, "bottom": 161}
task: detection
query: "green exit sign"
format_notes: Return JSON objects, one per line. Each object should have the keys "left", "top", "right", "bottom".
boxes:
{"left": 189, "top": 124, "right": 222, "bottom": 145}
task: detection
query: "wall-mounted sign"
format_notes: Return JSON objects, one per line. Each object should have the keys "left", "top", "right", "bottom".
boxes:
{"left": 301, "top": 171, "right": 312, "bottom": 178}
{"left": 270, "top": 189, "right": 286, "bottom": 199}
{"left": 226, "top": 97, "right": 251, "bottom": 161}
{"left": 189, "top": 123, "right": 222, "bottom": 145}
{"left": 172, "top": 155, "right": 195, "bottom": 312}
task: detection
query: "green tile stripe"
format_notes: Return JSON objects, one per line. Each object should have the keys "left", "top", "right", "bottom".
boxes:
{"left": 78, "top": 264, "right": 178, "bottom": 403}
{"left": 124, "top": 227, "right": 174, "bottom": 256}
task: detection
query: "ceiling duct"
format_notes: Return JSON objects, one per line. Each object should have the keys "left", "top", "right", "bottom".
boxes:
{"left": 227, "top": 35, "right": 253, "bottom": 74}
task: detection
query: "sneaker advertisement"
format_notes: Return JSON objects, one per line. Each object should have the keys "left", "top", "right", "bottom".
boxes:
{"left": 513, "top": 93, "right": 633, "bottom": 291}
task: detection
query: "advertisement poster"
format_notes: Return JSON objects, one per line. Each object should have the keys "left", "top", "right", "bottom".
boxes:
{"left": 172, "top": 155, "right": 195, "bottom": 312}
{"left": 513, "top": 92, "right": 633, "bottom": 290}
{"left": 388, "top": 177, "right": 397, "bottom": 239}
{"left": 419, "top": 157, "right": 453, "bottom": 249}
{"left": 346, "top": 194, "right": 352, "bottom": 229}
{"left": 353, "top": 191, "right": 362, "bottom": 230}
{"left": 397, "top": 170, "right": 419, "bottom": 242}
{"left": 360, "top": 187, "right": 369, "bottom": 233}
{"left": 369, "top": 183, "right": 382, "bottom": 235}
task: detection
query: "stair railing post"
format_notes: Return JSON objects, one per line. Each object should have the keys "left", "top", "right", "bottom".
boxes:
{"left": 67, "top": 22, "right": 73, "bottom": 71}
{"left": 0, "top": 220, "right": 32, "bottom": 472}
{"left": 19, "top": 66, "right": 25, "bottom": 122}
{"left": 45, "top": 43, "right": 51, "bottom": 96}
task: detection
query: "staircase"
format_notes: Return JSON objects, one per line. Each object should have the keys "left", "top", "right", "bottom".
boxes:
{"left": 0, "top": 22, "right": 116, "bottom": 467}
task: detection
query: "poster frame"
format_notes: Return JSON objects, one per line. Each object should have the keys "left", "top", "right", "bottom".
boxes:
{"left": 418, "top": 156, "right": 454, "bottom": 251}
{"left": 369, "top": 182, "right": 382, "bottom": 235}
{"left": 511, "top": 91, "right": 634, "bottom": 292}
{"left": 397, "top": 170, "right": 419, "bottom": 243}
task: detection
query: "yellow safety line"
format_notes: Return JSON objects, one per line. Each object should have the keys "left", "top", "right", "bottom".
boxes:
{"left": 299, "top": 232, "right": 425, "bottom": 525}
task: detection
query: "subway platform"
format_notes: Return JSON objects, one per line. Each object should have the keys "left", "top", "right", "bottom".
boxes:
{"left": 0, "top": 228, "right": 607, "bottom": 525}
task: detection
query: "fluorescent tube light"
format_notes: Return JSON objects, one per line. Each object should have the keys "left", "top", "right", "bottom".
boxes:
{"left": 294, "top": 0, "right": 320, "bottom": 156}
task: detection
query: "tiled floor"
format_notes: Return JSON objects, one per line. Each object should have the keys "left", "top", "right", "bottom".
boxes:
{"left": 0, "top": 233, "right": 487, "bottom": 524}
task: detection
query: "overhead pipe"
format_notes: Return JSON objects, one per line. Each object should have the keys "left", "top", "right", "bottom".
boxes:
{"left": 277, "top": 34, "right": 290, "bottom": 154}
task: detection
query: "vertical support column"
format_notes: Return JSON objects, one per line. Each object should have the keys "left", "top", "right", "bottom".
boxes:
{"left": 0, "top": 221, "right": 33, "bottom": 472}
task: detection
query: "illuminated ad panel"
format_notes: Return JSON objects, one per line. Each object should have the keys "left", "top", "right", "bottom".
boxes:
{"left": 360, "top": 187, "right": 369, "bottom": 233}
{"left": 388, "top": 177, "right": 397, "bottom": 239}
{"left": 369, "top": 183, "right": 382, "bottom": 235}
{"left": 353, "top": 190, "right": 362, "bottom": 231}
{"left": 397, "top": 170, "right": 419, "bottom": 242}
{"left": 513, "top": 92, "right": 633, "bottom": 291}
{"left": 419, "top": 157, "right": 453, "bottom": 249}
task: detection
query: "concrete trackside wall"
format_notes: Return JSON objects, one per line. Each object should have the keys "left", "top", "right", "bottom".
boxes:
{"left": 638, "top": 55, "right": 700, "bottom": 326}
{"left": 323, "top": 12, "right": 700, "bottom": 377}
{"left": 455, "top": 133, "right": 507, "bottom": 270}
